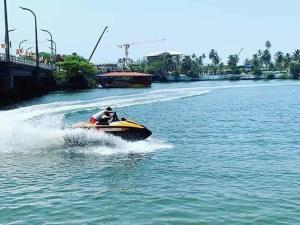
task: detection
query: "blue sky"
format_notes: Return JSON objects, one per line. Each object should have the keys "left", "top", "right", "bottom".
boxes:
{"left": 1, "top": 0, "right": 300, "bottom": 64}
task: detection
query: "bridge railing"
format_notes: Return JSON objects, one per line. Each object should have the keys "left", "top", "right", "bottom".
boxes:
{"left": 0, "top": 53, "right": 53, "bottom": 70}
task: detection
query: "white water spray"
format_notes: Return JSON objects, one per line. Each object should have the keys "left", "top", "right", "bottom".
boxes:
{"left": 0, "top": 87, "right": 210, "bottom": 154}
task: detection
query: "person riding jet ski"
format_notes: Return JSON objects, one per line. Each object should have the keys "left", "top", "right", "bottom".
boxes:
{"left": 89, "top": 107, "right": 119, "bottom": 125}
{"left": 69, "top": 106, "right": 152, "bottom": 142}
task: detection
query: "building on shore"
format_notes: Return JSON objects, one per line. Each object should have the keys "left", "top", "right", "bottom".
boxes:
{"left": 144, "top": 50, "right": 184, "bottom": 62}
{"left": 96, "top": 72, "right": 153, "bottom": 88}
{"left": 97, "top": 58, "right": 135, "bottom": 73}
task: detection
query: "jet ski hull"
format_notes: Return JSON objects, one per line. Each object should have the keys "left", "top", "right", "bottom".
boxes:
{"left": 71, "top": 120, "right": 152, "bottom": 141}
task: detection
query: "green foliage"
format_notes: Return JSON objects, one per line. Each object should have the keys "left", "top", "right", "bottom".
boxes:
{"left": 180, "top": 55, "right": 192, "bottom": 75}
{"left": 40, "top": 52, "right": 51, "bottom": 62}
{"left": 252, "top": 67, "right": 262, "bottom": 76}
{"left": 131, "top": 40, "right": 300, "bottom": 81}
{"left": 265, "top": 41, "right": 272, "bottom": 50}
{"left": 54, "top": 53, "right": 97, "bottom": 90}
{"left": 275, "top": 51, "right": 284, "bottom": 70}
{"left": 227, "top": 54, "right": 240, "bottom": 74}
{"left": 144, "top": 59, "right": 165, "bottom": 75}
{"left": 209, "top": 49, "right": 220, "bottom": 66}
{"left": 144, "top": 53, "right": 179, "bottom": 76}
{"left": 290, "top": 63, "right": 300, "bottom": 79}
{"left": 292, "top": 49, "right": 300, "bottom": 62}
{"left": 279, "top": 73, "right": 288, "bottom": 79}
{"left": 129, "top": 63, "right": 145, "bottom": 73}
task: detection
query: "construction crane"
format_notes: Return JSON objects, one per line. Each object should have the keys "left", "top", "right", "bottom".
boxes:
{"left": 118, "top": 38, "right": 165, "bottom": 60}
{"left": 89, "top": 26, "right": 108, "bottom": 62}
{"left": 237, "top": 48, "right": 244, "bottom": 57}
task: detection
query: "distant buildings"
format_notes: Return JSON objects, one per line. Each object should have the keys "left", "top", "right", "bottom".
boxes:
{"left": 97, "top": 63, "right": 118, "bottom": 73}
{"left": 97, "top": 58, "right": 134, "bottom": 73}
{"left": 97, "top": 50, "right": 185, "bottom": 73}
{"left": 144, "top": 50, "right": 184, "bottom": 62}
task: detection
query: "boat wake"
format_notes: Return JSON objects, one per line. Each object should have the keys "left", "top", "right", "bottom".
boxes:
{"left": 0, "top": 87, "right": 209, "bottom": 154}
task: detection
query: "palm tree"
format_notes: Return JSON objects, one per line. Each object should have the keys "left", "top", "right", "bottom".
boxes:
{"left": 197, "top": 56, "right": 203, "bottom": 66}
{"left": 257, "top": 50, "right": 263, "bottom": 66}
{"left": 283, "top": 53, "right": 291, "bottom": 70}
{"left": 191, "top": 53, "right": 197, "bottom": 60}
{"left": 181, "top": 55, "right": 192, "bottom": 75}
{"left": 209, "top": 49, "right": 221, "bottom": 74}
{"left": 265, "top": 41, "right": 272, "bottom": 50}
{"left": 228, "top": 55, "right": 239, "bottom": 66}
{"left": 228, "top": 54, "right": 240, "bottom": 73}
{"left": 219, "top": 63, "right": 225, "bottom": 75}
{"left": 274, "top": 51, "right": 284, "bottom": 70}
{"left": 209, "top": 49, "right": 220, "bottom": 66}
{"left": 262, "top": 49, "right": 272, "bottom": 70}
{"left": 292, "top": 49, "right": 300, "bottom": 62}
{"left": 251, "top": 54, "right": 262, "bottom": 76}
{"left": 162, "top": 53, "right": 176, "bottom": 74}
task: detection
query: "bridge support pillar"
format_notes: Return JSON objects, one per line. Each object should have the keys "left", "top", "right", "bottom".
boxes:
{"left": 3, "top": 66, "right": 14, "bottom": 90}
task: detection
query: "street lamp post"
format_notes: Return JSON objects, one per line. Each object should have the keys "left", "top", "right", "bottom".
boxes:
{"left": 26, "top": 47, "right": 33, "bottom": 53}
{"left": 8, "top": 29, "right": 16, "bottom": 49}
{"left": 41, "top": 29, "right": 53, "bottom": 66}
{"left": 19, "top": 6, "right": 39, "bottom": 67}
{"left": 19, "top": 39, "right": 28, "bottom": 52}
{"left": 4, "top": 0, "right": 10, "bottom": 62}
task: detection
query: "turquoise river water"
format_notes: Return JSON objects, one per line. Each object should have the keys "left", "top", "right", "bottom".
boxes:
{"left": 0, "top": 80, "right": 300, "bottom": 225}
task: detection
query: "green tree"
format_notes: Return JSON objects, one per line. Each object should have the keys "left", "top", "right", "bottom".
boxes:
{"left": 190, "top": 54, "right": 200, "bottom": 77}
{"left": 180, "top": 55, "right": 192, "bottom": 75}
{"left": 162, "top": 53, "right": 177, "bottom": 74}
{"left": 209, "top": 49, "right": 220, "bottom": 66}
{"left": 39, "top": 52, "right": 51, "bottom": 63}
{"left": 55, "top": 53, "right": 97, "bottom": 89}
{"left": 292, "top": 49, "right": 300, "bottom": 62}
{"left": 144, "top": 60, "right": 165, "bottom": 75}
{"left": 283, "top": 53, "right": 291, "bottom": 70}
{"left": 274, "top": 51, "right": 284, "bottom": 70}
{"left": 261, "top": 49, "right": 272, "bottom": 70}
{"left": 290, "top": 63, "right": 300, "bottom": 79}
{"left": 251, "top": 54, "right": 262, "bottom": 76}
{"left": 144, "top": 53, "right": 177, "bottom": 76}
{"left": 265, "top": 41, "right": 272, "bottom": 50}
{"left": 227, "top": 54, "right": 240, "bottom": 74}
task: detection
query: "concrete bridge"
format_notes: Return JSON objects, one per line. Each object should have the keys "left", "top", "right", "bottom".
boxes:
{"left": 0, "top": 53, "right": 53, "bottom": 97}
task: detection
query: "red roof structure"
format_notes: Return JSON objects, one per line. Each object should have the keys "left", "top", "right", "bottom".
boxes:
{"left": 99, "top": 72, "right": 152, "bottom": 77}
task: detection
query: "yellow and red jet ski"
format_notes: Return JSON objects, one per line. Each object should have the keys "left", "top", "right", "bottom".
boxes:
{"left": 71, "top": 118, "right": 152, "bottom": 141}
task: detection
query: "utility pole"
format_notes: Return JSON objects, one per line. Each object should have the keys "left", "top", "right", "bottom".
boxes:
{"left": 89, "top": 26, "right": 108, "bottom": 62}
{"left": 4, "top": 0, "right": 10, "bottom": 62}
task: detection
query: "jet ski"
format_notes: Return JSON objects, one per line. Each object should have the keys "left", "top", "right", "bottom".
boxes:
{"left": 71, "top": 118, "right": 152, "bottom": 142}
